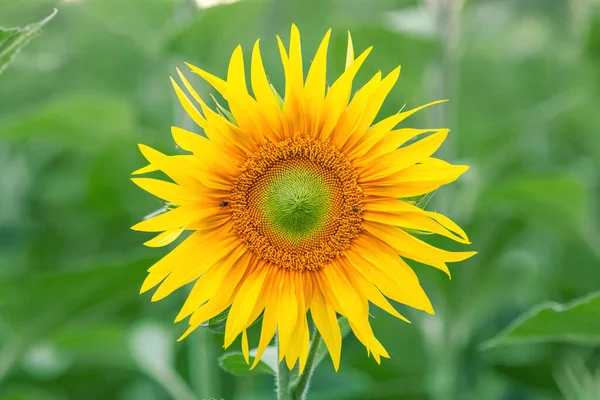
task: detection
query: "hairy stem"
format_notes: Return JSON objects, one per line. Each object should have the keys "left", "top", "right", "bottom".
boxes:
{"left": 291, "top": 326, "right": 323, "bottom": 400}
{"left": 276, "top": 334, "right": 292, "bottom": 400}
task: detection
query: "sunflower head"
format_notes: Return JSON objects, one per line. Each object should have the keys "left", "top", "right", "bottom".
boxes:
{"left": 132, "top": 24, "right": 475, "bottom": 372}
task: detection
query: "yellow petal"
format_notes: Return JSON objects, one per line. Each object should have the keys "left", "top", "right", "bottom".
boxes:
{"left": 251, "top": 267, "right": 281, "bottom": 369}
{"left": 355, "top": 128, "right": 441, "bottom": 167}
{"left": 349, "top": 100, "right": 448, "bottom": 161}
{"left": 143, "top": 228, "right": 184, "bottom": 248}
{"left": 251, "top": 40, "right": 283, "bottom": 138}
{"left": 131, "top": 178, "right": 203, "bottom": 205}
{"left": 358, "top": 130, "right": 449, "bottom": 182}
{"left": 309, "top": 280, "right": 342, "bottom": 370}
{"left": 318, "top": 47, "right": 373, "bottom": 141}
{"left": 363, "top": 201, "right": 470, "bottom": 244}
{"left": 276, "top": 272, "right": 298, "bottom": 361}
{"left": 176, "top": 250, "right": 250, "bottom": 323}
{"left": 224, "top": 264, "right": 271, "bottom": 348}
{"left": 331, "top": 71, "right": 382, "bottom": 148}
{"left": 339, "top": 258, "right": 410, "bottom": 323}
{"left": 137, "top": 144, "right": 200, "bottom": 189}
{"left": 345, "top": 31, "right": 354, "bottom": 70}
{"left": 186, "top": 61, "right": 228, "bottom": 98}
{"left": 170, "top": 77, "right": 207, "bottom": 129}
{"left": 151, "top": 233, "right": 239, "bottom": 301}
{"left": 319, "top": 265, "right": 388, "bottom": 360}
{"left": 304, "top": 29, "right": 331, "bottom": 138}
{"left": 363, "top": 222, "right": 476, "bottom": 277}
{"left": 140, "top": 231, "right": 204, "bottom": 293}
{"left": 132, "top": 164, "right": 158, "bottom": 175}
{"left": 345, "top": 242, "right": 433, "bottom": 314}
{"left": 242, "top": 330, "right": 250, "bottom": 364}
{"left": 346, "top": 66, "right": 401, "bottom": 144}
{"left": 132, "top": 206, "right": 191, "bottom": 232}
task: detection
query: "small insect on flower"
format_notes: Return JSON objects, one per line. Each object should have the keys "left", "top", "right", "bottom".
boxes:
{"left": 131, "top": 25, "right": 475, "bottom": 372}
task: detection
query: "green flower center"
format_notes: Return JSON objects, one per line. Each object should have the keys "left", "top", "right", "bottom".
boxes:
{"left": 263, "top": 169, "right": 330, "bottom": 240}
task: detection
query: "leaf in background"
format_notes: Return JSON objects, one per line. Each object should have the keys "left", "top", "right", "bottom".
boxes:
{"left": 482, "top": 175, "right": 589, "bottom": 232}
{"left": 218, "top": 351, "right": 275, "bottom": 376}
{"left": 0, "top": 9, "right": 57, "bottom": 74}
{"left": 0, "top": 94, "right": 137, "bottom": 147}
{"left": 205, "top": 307, "right": 229, "bottom": 333}
{"left": 482, "top": 291, "right": 600, "bottom": 349}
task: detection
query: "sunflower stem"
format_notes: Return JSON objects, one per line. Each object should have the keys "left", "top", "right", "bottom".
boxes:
{"left": 291, "top": 326, "right": 322, "bottom": 400}
{"left": 276, "top": 334, "right": 292, "bottom": 400}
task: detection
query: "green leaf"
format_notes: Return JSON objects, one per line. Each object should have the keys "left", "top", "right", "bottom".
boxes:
{"left": 313, "top": 317, "right": 352, "bottom": 367}
{"left": 204, "top": 307, "right": 229, "bottom": 333}
{"left": 0, "top": 94, "right": 137, "bottom": 147}
{"left": 270, "top": 84, "right": 284, "bottom": 109}
{"left": 482, "top": 291, "right": 600, "bottom": 349}
{"left": 210, "top": 94, "right": 236, "bottom": 124}
{"left": 218, "top": 351, "right": 276, "bottom": 376}
{"left": 0, "top": 9, "right": 57, "bottom": 74}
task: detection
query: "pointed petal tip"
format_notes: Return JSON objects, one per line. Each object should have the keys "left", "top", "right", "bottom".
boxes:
{"left": 173, "top": 312, "right": 186, "bottom": 323}
{"left": 177, "top": 327, "right": 194, "bottom": 342}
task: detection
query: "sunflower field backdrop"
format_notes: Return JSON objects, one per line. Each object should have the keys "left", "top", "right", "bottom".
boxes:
{"left": 1, "top": 0, "right": 600, "bottom": 399}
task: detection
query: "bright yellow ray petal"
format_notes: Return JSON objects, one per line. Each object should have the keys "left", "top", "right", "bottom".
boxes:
{"left": 345, "top": 246, "right": 433, "bottom": 314}
{"left": 309, "top": 277, "right": 342, "bottom": 370}
{"left": 143, "top": 228, "right": 184, "bottom": 248}
{"left": 362, "top": 161, "right": 470, "bottom": 198}
{"left": 318, "top": 46, "right": 373, "bottom": 140}
{"left": 224, "top": 264, "right": 271, "bottom": 348}
{"left": 186, "top": 62, "right": 228, "bottom": 98}
{"left": 137, "top": 144, "right": 202, "bottom": 189}
{"left": 132, "top": 164, "right": 158, "bottom": 175}
{"left": 226, "top": 45, "right": 267, "bottom": 144}
{"left": 331, "top": 71, "right": 382, "bottom": 148}
{"left": 345, "top": 31, "right": 354, "bottom": 70}
{"left": 131, "top": 178, "right": 204, "bottom": 205}
{"left": 176, "top": 249, "right": 249, "bottom": 323}
{"left": 251, "top": 267, "right": 281, "bottom": 369}
{"left": 353, "top": 234, "right": 433, "bottom": 309}
{"left": 151, "top": 233, "right": 239, "bottom": 301}
{"left": 251, "top": 40, "right": 283, "bottom": 139}
{"left": 171, "top": 126, "right": 206, "bottom": 153}
{"left": 358, "top": 129, "right": 449, "bottom": 182}
{"left": 363, "top": 201, "right": 470, "bottom": 244}
{"left": 363, "top": 221, "right": 477, "bottom": 277}
{"left": 277, "top": 272, "right": 298, "bottom": 361}
{"left": 132, "top": 206, "right": 192, "bottom": 232}
{"left": 338, "top": 258, "right": 410, "bottom": 323}
{"left": 287, "top": 24, "right": 304, "bottom": 97}
{"left": 344, "top": 66, "right": 401, "bottom": 147}
{"left": 355, "top": 128, "right": 441, "bottom": 167}
{"left": 297, "top": 314, "right": 310, "bottom": 374}
{"left": 286, "top": 273, "right": 309, "bottom": 370}
{"left": 304, "top": 29, "right": 331, "bottom": 138}
{"left": 170, "top": 77, "right": 207, "bottom": 129}
{"left": 175, "top": 70, "right": 255, "bottom": 157}
{"left": 242, "top": 329, "right": 250, "bottom": 364}
{"left": 349, "top": 100, "right": 448, "bottom": 161}
{"left": 320, "top": 265, "right": 389, "bottom": 360}
{"left": 140, "top": 231, "right": 204, "bottom": 293}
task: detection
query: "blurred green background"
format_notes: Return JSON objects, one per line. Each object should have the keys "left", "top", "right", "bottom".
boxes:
{"left": 1, "top": 0, "right": 600, "bottom": 399}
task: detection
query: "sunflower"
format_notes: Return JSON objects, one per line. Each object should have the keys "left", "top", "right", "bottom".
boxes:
{"left": 131, "top": 25, "right": 475, "bottom": 372}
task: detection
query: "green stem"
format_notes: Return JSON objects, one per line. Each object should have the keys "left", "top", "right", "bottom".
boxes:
{"left": 276, "top": 334, "right": 292, "bottom": 400}
{"left": 291, "top": 326, "right": 322, "bottom": 400}
{"left": 189, "top": 328, "right": 218, "bottom": 398}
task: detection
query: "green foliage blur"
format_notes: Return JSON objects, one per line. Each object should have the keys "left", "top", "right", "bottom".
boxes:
{"left": 1, "top": 0, "right": 600, "bottom": 399}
